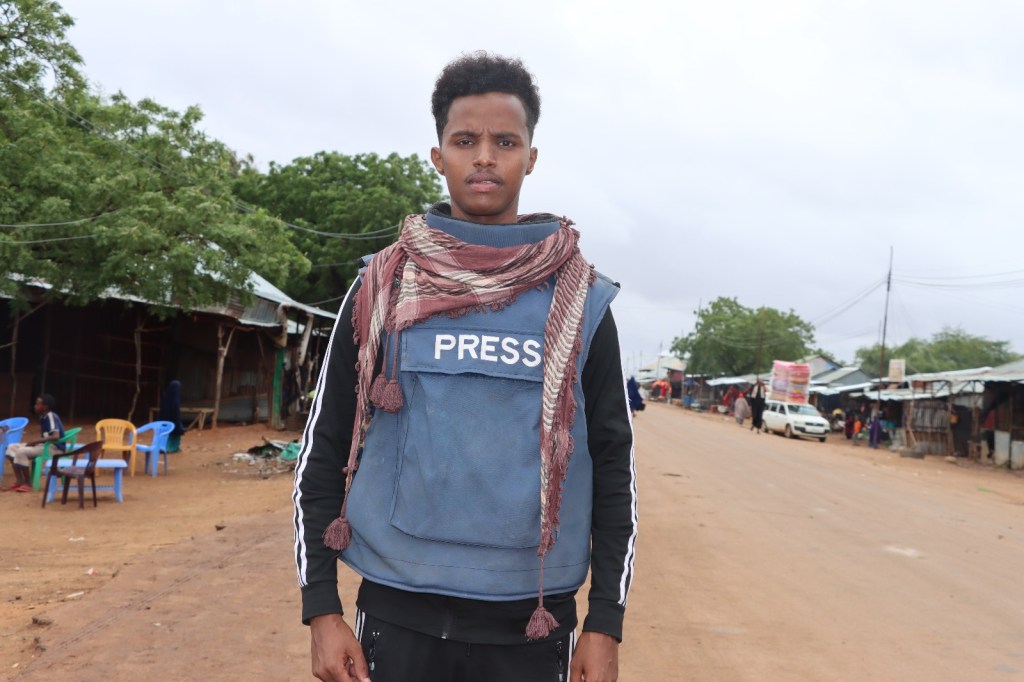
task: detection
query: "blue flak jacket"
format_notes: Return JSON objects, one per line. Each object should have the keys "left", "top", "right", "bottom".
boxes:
{"left": 341, "top": 217, "right": 619, "bottom": 602}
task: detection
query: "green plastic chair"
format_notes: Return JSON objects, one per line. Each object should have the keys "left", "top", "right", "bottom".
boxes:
{"left": 32, "top": 427, "right": 83, "bottom": 491}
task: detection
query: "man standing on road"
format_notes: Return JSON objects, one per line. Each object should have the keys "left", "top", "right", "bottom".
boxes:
{"left": 293, "top": 52, "right": 638, "bottom": 682}
{"left": 749, "top": 378, "right": 767, "bottom": 433}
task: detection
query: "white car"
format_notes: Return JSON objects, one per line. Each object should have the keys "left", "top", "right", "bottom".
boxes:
{"left": 763, "top": 400, "right": 830, "bottom": 442}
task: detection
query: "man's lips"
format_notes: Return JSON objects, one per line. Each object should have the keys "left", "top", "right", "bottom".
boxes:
{"left": 467, "top": 173, "right": 501, "bottom": 191}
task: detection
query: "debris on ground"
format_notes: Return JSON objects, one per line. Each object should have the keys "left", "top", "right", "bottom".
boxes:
{"left": 224, "top": 437, "right": 301, "bottom": 477}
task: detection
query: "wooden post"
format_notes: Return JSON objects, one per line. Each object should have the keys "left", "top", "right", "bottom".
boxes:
{"left": 213, "top": 323, "right": 236, "bottom": 430}
{"left": 3, "top": 301, "right": 46, "bottom": 414}
{"left": 41, "top": 304, "right": 52, "bottom": 395}
{"left": 69, "top": 321, "right": 80, "bottom": 423}
{"left": 7, "top": 312, "right": 19, "bottom": 416}
{"left": 290, "top": 312, "right": 314, "bottom": 419}
{"left": 272, "top": 347, "right": 284, "bottom": 429}
{"left": 904, "top": 401, "right": 918, "bottom": 451}
{"left": 254, "top": 332, "right": 265, "bottom": 424}
{"left": 127, "top": 310, "right": 144, "bottom": 422}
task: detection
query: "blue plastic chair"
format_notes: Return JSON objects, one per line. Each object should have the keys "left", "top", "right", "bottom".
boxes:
{"left": 0, "top": 417, "right": 30, "bottom": 479}
{"left": 135, "top": 421, "right": 176, "bottom": 476}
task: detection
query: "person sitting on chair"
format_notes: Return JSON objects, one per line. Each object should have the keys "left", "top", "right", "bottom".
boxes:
{"left": 4, "top": 394, "right": 65, "bottom": 493}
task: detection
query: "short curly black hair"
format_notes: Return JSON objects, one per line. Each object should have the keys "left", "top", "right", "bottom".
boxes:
{"left": 431, "top": 52, "right": 541, "bottom": 142}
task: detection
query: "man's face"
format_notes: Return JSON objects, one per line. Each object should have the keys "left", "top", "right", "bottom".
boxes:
{"left": 431, "top": 92, "right": 538, "bottom": 225}
{"left": 34, "top": 398, "right": 46, "bottom": 415}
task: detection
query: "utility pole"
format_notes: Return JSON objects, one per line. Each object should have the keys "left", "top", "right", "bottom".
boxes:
{"left": 754, "top": 307, "right": 766, "bottom": 376}
{"left": 877, "top": 247, "right": 894, "bottom": 403}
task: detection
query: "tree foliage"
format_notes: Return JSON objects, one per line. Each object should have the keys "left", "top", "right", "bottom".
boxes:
{"left": 671, "top": 297, "right": 815, "bottom": 376}
{"left": 233, "top": 151, "right": 444, "bottom": 306}
{"left": 0, "top": 0, "right": 84, "bottom": 95}
{"left": 0, "top": 0, "right": 308, "bottom": 315}
{"left": 854, "top": 326, "right": 1021, "bottom": 375}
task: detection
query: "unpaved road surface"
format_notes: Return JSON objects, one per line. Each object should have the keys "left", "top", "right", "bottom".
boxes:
{"left": 7, "top": 406, "right": 1024, "bottom": 680}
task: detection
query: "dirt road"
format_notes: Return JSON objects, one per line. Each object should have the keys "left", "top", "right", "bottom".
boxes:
{"left": 628, "top": 403, "right": 1024, "bottom": 681}
{"left": 8, "top": 405, "right": 1024, "bottom": 680}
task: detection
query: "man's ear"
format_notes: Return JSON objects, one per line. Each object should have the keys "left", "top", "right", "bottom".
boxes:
{"left": 526, "top": 147, "right": 538, "bottom": 175}
{"left": 430, "top": 146, "right": 445, "bottom": 175}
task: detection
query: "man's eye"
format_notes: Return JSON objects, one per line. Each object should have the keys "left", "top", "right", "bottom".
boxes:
{"left": 455, "top": 139, "right": 473, "bottom": 146}
{"left": 499, "top": 139, "right": 515, "bottom": 147}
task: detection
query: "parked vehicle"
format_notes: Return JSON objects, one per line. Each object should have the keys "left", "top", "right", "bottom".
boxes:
{"left": 762, "top": 400, "right": 830, "bottom": 442}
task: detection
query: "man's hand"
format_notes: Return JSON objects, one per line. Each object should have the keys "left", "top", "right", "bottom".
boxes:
{"left": 570, "top": 631, "right": 619, "bottom": 681}
{"left": 309, "top": 613, "right": 370, "bottom": 682}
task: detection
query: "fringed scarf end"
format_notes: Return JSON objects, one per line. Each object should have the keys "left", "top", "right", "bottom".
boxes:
{"left": 525, "top": 604, "right": 559, "bottom": 641}
{"left": 369, "top": 374, "right": 389, "bottom": 405}
{"left": 323, "top": 516, "right": 352, "bottom": 551}
{"left": 374, "top": 379, "right": 404, "bottom": 412}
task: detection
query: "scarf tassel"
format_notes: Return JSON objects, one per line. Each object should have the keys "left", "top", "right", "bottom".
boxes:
{"left": 371, "top": 378, "right": 404, "bottom": 412}
{"left": 369, "top": 374, "right": 389, "bottom": 406}
{"left": 525, "top": 603, "right": 559, "bottom": 641}
{"left": 370, "top": 327, "right": 404, "bottom": 412}
{"left": 323, "top": 516, "right": 352, "bottom": 551}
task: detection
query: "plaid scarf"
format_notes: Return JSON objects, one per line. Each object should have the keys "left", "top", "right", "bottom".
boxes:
{"left": 322, "top": 212, "right": 596, "bottom": 640}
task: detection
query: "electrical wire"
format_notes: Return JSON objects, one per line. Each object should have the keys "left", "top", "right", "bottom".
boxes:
{"left": 309, "top": 257, "right": 368, "bottom": 269}
{"left": 0, "top": 208, "right": 123, "bottom": 228}
{"left": 896, "top": 268, "right": 1024, "bottom": 281}
{"left": 301, "top": 293, "right": 348, "bottom": 307}
{"left": 896, "top": 276, "right": 1024, "bottom": 291}
{"left": 3, "top": 233, "right": 100, "bottom": 245}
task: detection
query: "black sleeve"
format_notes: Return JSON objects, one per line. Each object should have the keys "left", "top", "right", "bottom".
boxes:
{"left": 292, "top": 277, "right": 361, "bottom": 625}
{"left": 580, "top": 309, "right": 637, "bottom": 642}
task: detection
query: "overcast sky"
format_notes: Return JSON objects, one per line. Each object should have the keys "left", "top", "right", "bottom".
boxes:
{"left": 57, "top": 0, "right": 1024, "bottom": 374}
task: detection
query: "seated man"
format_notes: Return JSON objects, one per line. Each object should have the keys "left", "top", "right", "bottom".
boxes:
{"left": 4, "top": 394, "right": 65, "bottom": 492}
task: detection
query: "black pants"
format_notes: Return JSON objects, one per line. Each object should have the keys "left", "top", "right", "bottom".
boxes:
{"left": 355, "top": 610, "right": 574, "bottom": 682}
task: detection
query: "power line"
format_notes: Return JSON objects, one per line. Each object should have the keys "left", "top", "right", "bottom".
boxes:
{"left": 301, "top": 293, "right": 348, "bottom": 307}
{"left": 896, "top": 276, "right": 1024, "bottom": 291}
{"left": 896, "top": 268, "right": 1024, "bottom": 282}
{"left": 309, "top": 257, "right": 367, "bottom": 269}
{"left": 0, "top": 208, "right": 124, "bottom": 228}
{"left": 3, "top": 233, "right": 100, "bottom": 245}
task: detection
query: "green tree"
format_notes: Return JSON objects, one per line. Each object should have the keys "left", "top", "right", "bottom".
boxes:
{"left": 0, "top": 0, "right": 84, "bottom": 94}
{"left": 0, "top": 90, "right": 309, "bottom": 312}
{"left": 671, "top": 297, "right": 816, "bottom": 376}
{"left": 233, "top": 151, "right": 444, "bottom": 305}
{"left": 854, "top": 326, "right": 1021, "bottom": 375}
{"left": 1, "top": 0, "right": 308, "bottom": 314}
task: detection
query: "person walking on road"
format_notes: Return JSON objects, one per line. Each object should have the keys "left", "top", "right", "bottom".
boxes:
{"left": 734, "top": 393, "right": 750, "bottom": 426}
{"left": 748, "top": 378, "right": 767, "bottom": 433}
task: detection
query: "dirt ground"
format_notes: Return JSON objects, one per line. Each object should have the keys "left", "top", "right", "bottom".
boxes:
{"left": 3, "top": 407, "right": 1023, "bottom": 681}
{"left": 1, "top": 422, "right": 312, "bottom": 680}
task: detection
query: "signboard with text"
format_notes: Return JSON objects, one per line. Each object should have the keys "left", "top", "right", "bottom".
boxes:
{"left": 888, "top": 359, "right": 906, "bottom": 382}
{"left": 768, "top": 361, "right": 811, "bottom": 404}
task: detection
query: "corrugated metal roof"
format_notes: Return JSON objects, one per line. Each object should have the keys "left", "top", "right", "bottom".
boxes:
{"left": 12, "top": 270, "right": 336, "bottom": 330}
{"left": 811, "top": 366, "right": 866, "bottom": 385}
{"left": 810, "top": 381, "right": 874, "bottom": 396}
{"left": 247, "top": 271, "right": 337, "bottom": 321}
{"left": 901, "top": 366, "right": 1024, "bottom": 386}
{"left": 199, "top": 272, "right": 337, "bottom": 327}
{"left": 990, "top": 358, "right": 1024, "bottom": 373}
{"left": 900, "top": 367, "right": 992, "bottom": 383}
{"left": 638, "top": 356, "right": 687, "bottom": 373}
{"left": 707, "top": 373, "right": 771, "bottom": 386}
{"left": 852, "top": 379, "right": 985, "bottom": 401}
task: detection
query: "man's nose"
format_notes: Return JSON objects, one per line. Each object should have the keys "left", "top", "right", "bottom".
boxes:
{"left": 473, "top": 141, "right": 497, "bottom": 167}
